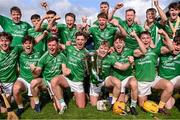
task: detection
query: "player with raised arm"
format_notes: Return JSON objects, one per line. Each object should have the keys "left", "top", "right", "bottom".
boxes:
{"left": 144, "top": 0, "right": 167, "bottom": 46}
{"left": 163, "top": 2, "right": 180, "bottom": 39}
{"left": 158, "top": 33, "right": 180, "bottom": 109}
{"left": 89, "top": 12, "right": 127, "bottom": 50}
{"left": 28, "top": 14, "right": 49, "bottom": 53}
{"left": 132, "top": 30, "right": 174, "bottom": 114}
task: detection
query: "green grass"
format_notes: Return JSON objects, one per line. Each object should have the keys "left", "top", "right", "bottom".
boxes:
{"left": 0, "top": 94, "right": 180, "bottom": 119}
{"left": 1, "top": 77, "right": 179, "bottom": 119}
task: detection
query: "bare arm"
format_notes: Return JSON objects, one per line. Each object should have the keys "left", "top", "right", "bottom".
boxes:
{"left": 34, "top": 30, "right": 48, "bottom": 44}
{"left": 62, "top": 64, "right": 71, "bottom": 76}
{"left": 133, "top": 49, "right": 144, "bottom": 57}
{"left": 30, "top": 64, "right": 42, "bottom": 77}
{"left": 59, "top": 43, "right": 66, "bottom": 50}
{"left": 110, "top": 19, "right": 127, "bottom": 36}
{"left": 113, "top": 56, "right": 134, "bottom": 71}
{"left": 130, "top": 31, "right": 147, "bottom": 54}
{"left": 159, "top": 29, "right": 174, "bottom": 53}
{"left": 47, "top": 15, "right": 61, "bottom": 30}
{"left": 35, "top": 15, "right": 47, "bottom": 31}
{"left": 154, "top": 0, "right": 167, "bottom": 24}
{"left": 161, "top": 46, "right": 171, "bottom": 54}
{"left": 114, "top": 62, "right": 130, "bottom": 71}
{"left": 108, "top": 3, "right": 123, "bottom": 21}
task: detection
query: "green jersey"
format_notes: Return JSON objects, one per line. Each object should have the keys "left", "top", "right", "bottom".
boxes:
{"left": 111, "top": 48, "right": 133, "bottom": 81}
{"left": 0, "top": 47, "right": 21, "bottom": 83}
{"left": 89, "top": 26, "right": 117, "bottom": 49}
{"left": 119, "top": 20, "right": 143, "bottom": 50}
{"left": 98, "top": 55, "right": 116, "bottom": 79}
{"left": 147, "top": 21, "right": 163, "bottom": 46}
{"left": 19, "top": 51, "right": 42, "bottom": 83}
{"left": 134, "top": 47, "right": 160, "bottom": 82}
{"left": 93, "top": 16, "right": 121, "bottom": 27}
{"left": 28, "top": 27, "right": 48, "bottom": 53}
{"left": 90, "top": 54, "right": 116, "bottom": 84}
{"left": 41, "top": 23, "right": 58, "bottom": 39}
{"left": 175, "top": 53, "right": 180, "bottom": 76}
{"left": 158, "top": 53, "right": 180, "bottom": 80}
{"left": 65, "top": 45, "right": 87, "bottom": 82}
{"left": 163, "top": 18, "right": 180, "bottom": 39}
{"left": 37, "top": 51, "right": 66, "bottom": 82}
{"left": 58, "top": 24, "right": 78, "bottom": 44}
{"left": 0, "top": 15, "right": 31, "bottom": 47}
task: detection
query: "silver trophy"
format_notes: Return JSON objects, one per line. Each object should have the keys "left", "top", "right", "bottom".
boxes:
{"left": 85, "top": 52, "right": 103, "bottom": 84}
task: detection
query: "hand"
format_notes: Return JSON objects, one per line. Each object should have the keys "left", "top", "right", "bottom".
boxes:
{"left": 115, "top": 3, "right": 124, "bottom": 9}
{"left": 153, "top": 0, "right": 159, "bottom": 7}
{"left": 144, "top": 23, "right": 150, "bottom": 31}
{"left": 128, "top": 56, "right": 134, "bottom": 64}
{"left": 108, "top": 47, "right": 115, "bottom": 53}
{"left": 30, "top": 64, "right": 36, "bottom": 72}
{"left": 41, "top": 1, "right": 48, "bottom": 9}
{"left": 109, "top": 19, "right": 119, "bottom": 27}
{"left": 158, "top": 29, "right": 167, "bottom": 36}
{"left": 54, "top": 15, "right": 61, "bottom": 20}
{"left": 82, "top": 16, "right": 88, "bottom": 23}
{"left": 134, "top": 49, "right": 143, "bottom": 57}
{"left": 66, "top": 41, "right": 72, "bottom": 46}
{"left": 63, "top": 68, "right": 71, "bottom": 76}
{"left": 43, "top": 30, "right": 49, "bottom": 36}
{"left": 130, "top": 31, "right": 137, "bottom": 38}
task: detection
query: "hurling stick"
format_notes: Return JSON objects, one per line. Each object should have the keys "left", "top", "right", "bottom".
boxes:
{"left": 46, "top": 86, "right": 60, "bottom": 112}
{"left": 1, "top": 93, "right": 19, "bottom": 120}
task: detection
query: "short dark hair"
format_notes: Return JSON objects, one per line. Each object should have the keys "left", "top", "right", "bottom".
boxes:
{"left": 47, "top": 37, "right": 59, "bottom": 43}
{"left": 10, "top": 6, "right": 21, "bottom": 15}
{"left": 126, "top": 8, "right": 136, "bottom": 14}
{"left": 174, "top": 30, "right": 180, "bottom": 44}
{"left": 31, "top": 14, "right": 40, "bottom": 20}
{"left": 114, "top": 34, "right": 125, "bottom": 42}
{"left": 100, "top": 41, "right": 110, "bottom": 48}
{"left": 100, "top": 1, "right": 109, "bottom": 7}
{"left": 22, "top": 35, "right": 35, "bottom": 45}
{"left": 168, "top": 2, "right": 179, "bottom": 10}
{"left": 65, "top": 12, "right": 76, "bottom": 21}
{"left": 46, "top": 10, "right": 57, "bottom": 15}
{"left": 139, "top": 31, "right": 151, "bottom": 37}
{"left": 174, "top": 35, "right": 180, "bottom": 44}
{"left": 75, "top": 31, "right": 87, "bottom": 39}
{"left": 0, "top": 32, "right": 13, "bottom": 41}
{"left": 97, "top": 12, "right": 108, "bottom": 19}
{"left": 146, "top": 8, "right": 157, "bottom": 14}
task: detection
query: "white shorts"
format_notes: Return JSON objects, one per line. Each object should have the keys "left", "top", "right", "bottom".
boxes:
{"left": 63, "top": 76, "right": 84, "bottom": 93}
{"left": 0, "top": 83, "right": 13, "bottom": 95}
{"left": 89, "top": 76, "right": 110, "bottom": 96}
{"left": 17, "top": 77, "right": 32, "bottom": 96}
{"left": 121, "top": 76, "right": 134, "bottom": 93}
{"left": 138, "top": 76, "right": 162, "bottom": 97}
{"left": 170, "top": 75, "right": 180, "bottom": 86}
{"left": 45, "top": 81, "right": 54, "bottom": 96}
